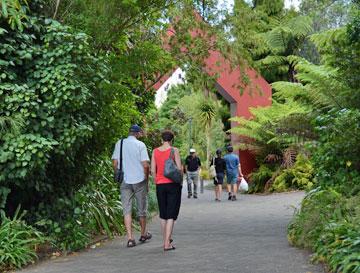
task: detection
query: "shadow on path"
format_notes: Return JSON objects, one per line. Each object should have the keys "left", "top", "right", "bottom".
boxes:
{"left": 20, "top": 188, "right": 325, "bottom": 273}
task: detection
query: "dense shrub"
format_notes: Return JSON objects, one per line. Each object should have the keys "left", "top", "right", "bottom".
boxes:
{"left": 288, "top": 189, "right": 360, "bottom": 273}
{"left": 0, "top": 0, "right": 140, "bottom": 225}
{"left": 311, "top": 109, "right": 360, "bottom": 195}
{"left": 248, "top": 164, "right": 274, "bottom": 193}
{"left": 29, "top": 159, "right": 158, "bottom": 252}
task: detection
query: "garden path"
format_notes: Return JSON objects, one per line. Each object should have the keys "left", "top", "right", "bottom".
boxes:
{"left": 20, "top": 188, "right": 325, "bottom": 273}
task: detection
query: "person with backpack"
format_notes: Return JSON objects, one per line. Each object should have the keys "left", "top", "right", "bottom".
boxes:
{"left": 151, "top": 130, "right": 182, "bottom": 251}
{"left": 112, "top": 125, "right": 152, "bottom": 248}
{"left": 185, "top": 149, "right": 201, "bottom": 199}
{"left": 210, "top": 149, "right": 226, "bottom": 201}
{"left": 223, "top": 145, "right": 243, "bottom": 201}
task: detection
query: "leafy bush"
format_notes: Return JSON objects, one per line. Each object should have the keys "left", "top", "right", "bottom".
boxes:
{"left": 31, "top": 159, "right": 159, "bottom": 252}
{"left": 271, "top": 154, "right": 314, "bottom": 192}
{"left": 0, "top": 207, "right": 46, "bottom": 271}
{"left": 248, "top": 164, "right": 274, "bottom": 193}
{"left": 314, "top": 221, "right": 360, "bottom": 273}
{"left": 311, "top": 109, "right": 360, "bottom": 195}
{"left": 0, "top": 3, "right": 139, "bottom": 219}
{"left": 288, "top": 189, "right": 360, "bottom": 273}
{"left": 33, "top": 197, "right": 90, "bottom": 253}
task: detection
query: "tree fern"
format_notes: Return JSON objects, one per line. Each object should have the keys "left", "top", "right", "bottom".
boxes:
{"left": 230, "top": 100, "right": 310, "bottom": 159}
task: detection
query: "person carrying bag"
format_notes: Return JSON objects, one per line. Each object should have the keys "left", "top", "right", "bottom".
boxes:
{"left": 164, "top": 148, "right": 183, "bottom": 184}
{"left": 151, "top": 130, "right": 182, "bottom": 251}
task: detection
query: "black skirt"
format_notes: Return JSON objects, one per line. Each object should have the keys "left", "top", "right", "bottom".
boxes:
{"left": 156, "top": 183, "right": 182, "bottom": 220}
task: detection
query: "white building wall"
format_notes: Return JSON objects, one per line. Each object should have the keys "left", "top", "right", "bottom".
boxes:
{"left": 155, "top": 68, "right": 186, "bottom": 108}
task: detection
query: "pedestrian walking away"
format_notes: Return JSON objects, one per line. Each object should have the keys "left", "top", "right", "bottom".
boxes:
{"left": 151, "top": 130, "right": 182, "bottom": 251}
{"left": 185, "top": 148, "right": 201, "bottom": 199}
{"left": 112, "top": 124, "right": 152, "bottom": 248}
{"left": 223, "top": 146, "right": 243, "bottom": 201}
{"left": 210, "top": 149, "right": 226, "bottom": 201}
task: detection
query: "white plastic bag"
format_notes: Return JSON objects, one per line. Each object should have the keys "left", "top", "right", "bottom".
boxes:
{"left": 209, "top": 158, "right": 216, "bottom": 178}
{"left": 239, "top": 177, "right": 249, "bottom": 192}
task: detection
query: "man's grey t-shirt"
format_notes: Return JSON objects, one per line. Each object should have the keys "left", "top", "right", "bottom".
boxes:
{"left": 112, "top": 136, "right": 149, "bottom": 184}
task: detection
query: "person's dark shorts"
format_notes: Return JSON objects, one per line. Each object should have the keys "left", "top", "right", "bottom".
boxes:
{"left": 156, "top": 183, "right": 182, "bottom": 220}
{"left": 214, "top": 172, "right": 224, "bottom": 185}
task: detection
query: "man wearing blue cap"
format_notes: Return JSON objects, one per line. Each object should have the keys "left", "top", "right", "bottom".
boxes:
{"left": 112, "top": 124, "right": 151, "bottom": 248}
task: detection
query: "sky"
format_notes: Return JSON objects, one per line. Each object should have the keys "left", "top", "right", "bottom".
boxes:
{"left": 219, "top": 0, "right": 301, "bottom": 10}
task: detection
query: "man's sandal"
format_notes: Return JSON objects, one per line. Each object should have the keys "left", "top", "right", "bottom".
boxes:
{"left": 127, "top": 239, "right": 136, "bottom": 248}
{"left": 139, "top": 232, "right": 152, "bottom": 243}
{"left": 164, "top": 245, "right": 176, "bottom": 251}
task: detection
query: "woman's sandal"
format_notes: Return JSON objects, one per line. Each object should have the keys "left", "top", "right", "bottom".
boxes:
{"left": 164, "top": 245, "right": 176, "bottom": 251}
{"left": 139, "top": 232, "right": 152, "bottom": 243}
{"left": 127, "top": 239, "right": 136, "bottom": 248}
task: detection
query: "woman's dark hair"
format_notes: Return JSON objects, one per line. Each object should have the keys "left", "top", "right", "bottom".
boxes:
{"left": 216, "top": 149, "right": 222, "bottom": 155}
{"left": 226, "top": 145, "right": 233, "bottom": 153}
{"left": 161, "top": 130, "right": 174, "bottom": 142}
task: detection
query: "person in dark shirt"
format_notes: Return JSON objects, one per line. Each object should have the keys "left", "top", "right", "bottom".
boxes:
{"left": 210, "top": 149, "right": 226, "bottom": 201}
{"left": 185, "top": 148, "right": 201, "bottom": 199}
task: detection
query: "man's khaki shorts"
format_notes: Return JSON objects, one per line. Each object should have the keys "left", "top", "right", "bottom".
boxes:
{"left": 120, "top": 180, "right": 148, "bottom": 217}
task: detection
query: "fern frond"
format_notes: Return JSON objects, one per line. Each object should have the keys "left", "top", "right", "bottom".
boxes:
{"left": 294, "top": 61, "right": 350, "bottom": 109}
{"left": 285, "top": 16, "right": 313, "bottom": 38}
{"left": 272, "top": 81, "right": 307, "bottom": 101}
{"left": 256, "top": 55, "right": 287, "bottom": 66}
{"left": 310, "top": 28, "right": 346, "bottom": 54}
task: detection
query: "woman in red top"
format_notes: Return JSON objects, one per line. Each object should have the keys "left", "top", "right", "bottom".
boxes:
{"left": 151, "top": 130, "right": 182, "bottom": 251}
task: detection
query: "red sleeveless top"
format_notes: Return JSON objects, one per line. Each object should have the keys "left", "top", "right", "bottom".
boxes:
{"left": 154, "top": 148, "right": 173, "bottom": 184}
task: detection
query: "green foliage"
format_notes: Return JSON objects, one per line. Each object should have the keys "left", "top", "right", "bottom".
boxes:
{"left": 311, "top": 109, "right": 360, "bottom": 195}
{"left": 151, "top": 85, "right": 228, "bottom": 161}
{"left": 0, "top": 16, "right": 107, "bottom": 191}
{"left": 177, "top": 91, "right": 227, "bottom": 161}
{"left": 230, "top": 100, "right": 310, "bottom": 159}
{"left": 288, "top": 189, "right": 360, "bottom": 273}
{"left": 0, "top": 207, "right": 46, "bottom": 271}
{"left": 75, "top": 160, "right": 125, "bottom": 237}
{"left": 32, "top": 196, "right": 90, "bottom": 252}
{"left": 271, "top": 154, "right": 314, "bottom": 192}
{"left": 0, "top": 0, "right": 29, "bottom": 31}
{"left": 248, "top": 164, "right": 274, "bottom": 193}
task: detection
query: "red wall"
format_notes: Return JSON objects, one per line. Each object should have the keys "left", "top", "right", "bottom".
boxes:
{"left": 204, "top": 50, "right": 272, "bottom": 175}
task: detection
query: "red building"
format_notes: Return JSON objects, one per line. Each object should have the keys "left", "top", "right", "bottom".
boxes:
{"left": 154, "top": 20, "right": 272, "bottom": 176}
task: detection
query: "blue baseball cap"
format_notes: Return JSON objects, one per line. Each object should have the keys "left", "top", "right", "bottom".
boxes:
{"left": 130, "top": 124, "right": 142, "bottom": 133}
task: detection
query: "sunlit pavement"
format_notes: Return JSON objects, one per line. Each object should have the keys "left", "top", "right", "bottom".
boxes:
{"left": 20, "top": 187, "right": 325, "bottom": 273}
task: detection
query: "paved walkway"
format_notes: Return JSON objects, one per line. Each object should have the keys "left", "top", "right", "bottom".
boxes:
{"left": 21, "top": 188, "right": 325, "bottom": 273}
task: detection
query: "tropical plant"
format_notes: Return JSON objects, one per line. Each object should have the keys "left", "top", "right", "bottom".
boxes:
{"left": 256, "top": 15, "right": 313, "bottom": 82}
{"left": 230, "top": 100, "right": 310, "bottom": 159}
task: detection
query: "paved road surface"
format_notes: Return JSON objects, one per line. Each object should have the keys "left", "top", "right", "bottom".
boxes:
{"left": 20, "top": 188, "right": 325, "bottom": 273}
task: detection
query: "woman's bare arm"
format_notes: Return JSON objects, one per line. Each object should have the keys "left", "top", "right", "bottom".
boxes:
{"left": 150, "top": 150, "right": 156, "bottom": 177}
{"left": 174, "top": 148, "right": 183, "bottom": 173}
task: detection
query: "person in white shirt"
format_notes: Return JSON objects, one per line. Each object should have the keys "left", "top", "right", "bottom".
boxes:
{"left": 112, "top": 125, "right": 151, "bottom": 248}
